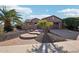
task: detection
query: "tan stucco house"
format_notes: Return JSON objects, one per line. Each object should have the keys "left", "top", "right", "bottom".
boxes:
{"left": 42, "top": 15, "right": 62, "bottom": 29}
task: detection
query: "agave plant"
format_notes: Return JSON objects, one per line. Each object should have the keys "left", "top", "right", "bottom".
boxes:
{"left": 0, "top": 6, "right": 22, "bottom": 32}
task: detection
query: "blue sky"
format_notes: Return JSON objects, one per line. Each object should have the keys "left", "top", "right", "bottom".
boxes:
{"left": 19, "top": 5, "right": 79, "bottom": 21}
{"left": 19, "top": 5, "right": 79, "bottom": 15}
{"left": 1, "top": 5, "right": 79, "bottom": 21}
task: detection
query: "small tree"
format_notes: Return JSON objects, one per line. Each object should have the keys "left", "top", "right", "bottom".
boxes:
{"left": 37, "top": 20, "right": 53, "bottom": 42}
{"left": 34, "top": 20, "right": 54, "bottom": 53}
{"left": 37, "top": 20, "right": 53, "bottom": 31}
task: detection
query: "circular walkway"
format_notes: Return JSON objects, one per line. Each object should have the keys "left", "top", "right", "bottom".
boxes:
{"left": 29, "top": 31, "right": 41, "bottom": 35}
{"left": 20, "top": 33, "right": 38, "bottom": 39}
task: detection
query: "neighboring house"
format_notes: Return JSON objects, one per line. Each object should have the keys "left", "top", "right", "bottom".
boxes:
{"left": 31, "top": 18, "right": 40, "bottom": 24}
{"left": 42, "top": 15, "right": 63, "bottom": 29}
{"left": 22, "top": 18, "right": 40, "bottom": 30}
{"left": 31, "top": 18, "right": 40, "bottom": 29}
{"left": 22, "top": 19, "right": 32, "bottom": 30}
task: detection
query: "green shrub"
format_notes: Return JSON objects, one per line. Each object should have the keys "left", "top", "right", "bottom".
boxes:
{"left": 63, "top": 17, "right": 79, "bottom": 30}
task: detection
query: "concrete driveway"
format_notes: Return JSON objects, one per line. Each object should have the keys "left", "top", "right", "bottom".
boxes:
{"left": 0, "top": 40, "right": 79, "bottom": 53}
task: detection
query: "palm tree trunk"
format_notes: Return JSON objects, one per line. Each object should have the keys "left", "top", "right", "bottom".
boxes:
{"left": 4, "top": 20, "right": 13, "bottom": 32}
{"left": 42, "top": 28, "right": 48, "bottom": 43}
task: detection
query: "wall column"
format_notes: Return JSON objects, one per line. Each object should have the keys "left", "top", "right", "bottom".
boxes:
{"left": 59, "top": 23, "right": 62, "bottom": 29}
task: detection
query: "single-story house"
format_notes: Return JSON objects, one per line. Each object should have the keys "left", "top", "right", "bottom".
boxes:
{"left": 22, "top": 18, "right": 40, "bottom": 30}
{"left": 42, "top": 15, "right": 63, "bottom": 29}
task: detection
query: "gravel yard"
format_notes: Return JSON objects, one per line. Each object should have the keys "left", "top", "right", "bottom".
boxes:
{"left": 0, "top": 29, "right": 79, "bottom": 53}
{"left": 50, "top": 29, "right": 79, "bottom": 40}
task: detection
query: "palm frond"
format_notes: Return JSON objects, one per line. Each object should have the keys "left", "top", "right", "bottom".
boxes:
{"left": 0, "top": 6, "right": 7, "bottom": 16}
{"left": 0, "top": 21, "right": 3, "bottom": 25}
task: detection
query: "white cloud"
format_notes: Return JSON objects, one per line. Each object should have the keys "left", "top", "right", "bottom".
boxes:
{"left": 5, "top": 5, "right": 32, "bottom": 15}
{"left": 0, "top": 5, "right": 32, "bottom": 21}
{"left": 58, "top": 8, "right": 79, "bottom": 17}
{"left": 0, "top": 6, "right": 50, "bottom": 20}
{"left": 28, "top": 15, "right": 51, "bottom": 19}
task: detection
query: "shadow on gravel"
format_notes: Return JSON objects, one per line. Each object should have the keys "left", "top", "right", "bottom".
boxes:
{"left": 26, "top": 43, "right": 68, "bottom": 53}
{"left": 26, "top": 33, "right": 68, "bottom": 53}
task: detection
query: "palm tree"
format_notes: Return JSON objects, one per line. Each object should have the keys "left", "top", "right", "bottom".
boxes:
{"left": 0, "top": 6, "right": 22, "bottom": 32}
